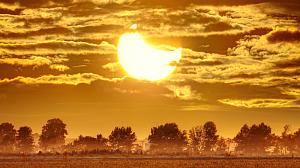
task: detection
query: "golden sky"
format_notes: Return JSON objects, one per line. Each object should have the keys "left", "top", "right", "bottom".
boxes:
{"left": 0, "top": 0, "right": 300, "bottom": 139}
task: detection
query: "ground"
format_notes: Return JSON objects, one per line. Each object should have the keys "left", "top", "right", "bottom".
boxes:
{"left": 0, "top": 157, "right": 299, "bottom": 168}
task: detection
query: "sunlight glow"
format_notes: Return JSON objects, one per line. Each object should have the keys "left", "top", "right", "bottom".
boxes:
{"left": 118, "top": 32, "right": 182, "bottom": 81}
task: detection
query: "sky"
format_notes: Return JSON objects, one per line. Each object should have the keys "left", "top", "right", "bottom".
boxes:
{"left": 0, "top": 0, "right": 300, "bottom": 139}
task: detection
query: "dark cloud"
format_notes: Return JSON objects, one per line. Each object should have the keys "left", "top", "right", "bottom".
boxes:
{"left": 0, "top": 41, "right": 98, "bottom": 51}
{"left": 148, "top": 27, "right": 272, "bottom": 54}
{"left": 267, "top": 29, "right": 300, "bottom": 43}
{"left": 0, "top": 8, "right": 23, "bottom": 15}
{"left": 133, "top": 0, "right": 298, "bottom": 7}
{"left": 179, "top": 60, "right": 223, "bottom": 67}
{"left": 272, "top": 69, "right": 300, "bottom": 77}
{"left": 66, "top": 1, "right": 128, "bottom": 16}
{"left": 204, "top": 22, "right": 236, "bottom": 32}
{"left": 266, "top": 13, "right": 300, "bottom": 21}
{"left": 16, "top": 0, "right": 72, "bottom": 7}
{"left": 16, "top": 18, "right": 58, "bottom": 27}
{"left": 0, "top": 64, "right": 66, "bottom": 79}
{"left": 0, "top": 27, "right": 72, "bottom": 38}
{"left": 67, "top": 1, "right": 108, "bottom": 16}
{"left": 273, "top": 57, "right": 300, "bottom": 68}
{"left": 229, "top": 73, "right": 262, "bottom": 79}
{"left": 142, "top": 11, "right": 218, "bottom": 27}
{"left": 75, "top": 24, "right": 124, "bottom": 34}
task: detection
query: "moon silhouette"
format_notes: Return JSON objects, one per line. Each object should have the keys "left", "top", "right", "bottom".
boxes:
{"left": 118, "top": 30, "right": 182, "bottom": 81}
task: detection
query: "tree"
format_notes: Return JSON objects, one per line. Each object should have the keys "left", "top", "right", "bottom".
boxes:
{"left": 39, "top": 118, "right": 68, "bottom": 152}
{"left": 250, "top": 123, "right": 272, "bottom": 154}
{"left": 109, "top": 127, "right": 136, "bottom": 152}
{"left": 97, "top": 134, "right": 108, "bottom": 148}
{"left": 270, "top": 133, "right": 282, "bottom": 155}
{"left": 71, "top": 134, "right": 108, "bottom": 152}
{"left": 280, "top": 125, "right": 294, "bottom": 155}
{"left": 189, "top": 126, "right": 205, "bottom": 154}
{"left": 294, "top": 129, "right": 300, "bottom": 154}
{"left": 148, "top": 123, "right": 187, "bottom": 154}
{"left": 216, "top": 137, "right": 228, "bottom": 154}
{"left": 234, "top": 124, "right": 250, "bottom": 154}
{"left": 203, "top": 121, "right": 218, "bottom": 153}
{"left": 0, "top": 122, "right": 16, "bottom": 153}
{"left": 234, "top": 123, "right": 272, "bottom": 155}
{"left": 16, "top": 126, "right": 34, "bottom": 153}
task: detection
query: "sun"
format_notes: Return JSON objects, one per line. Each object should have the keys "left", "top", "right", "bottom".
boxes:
{"left": 117, "top": 28, "right": 182, "bottom": 81}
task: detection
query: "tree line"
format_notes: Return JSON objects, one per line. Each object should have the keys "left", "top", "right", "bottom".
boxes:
{"left": 0, "top": 118, "right": 300, "bottom": 156}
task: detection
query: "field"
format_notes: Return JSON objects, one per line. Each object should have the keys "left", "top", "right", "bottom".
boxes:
{"left": 0, "top": 157, "right": 300, "bottom": 168}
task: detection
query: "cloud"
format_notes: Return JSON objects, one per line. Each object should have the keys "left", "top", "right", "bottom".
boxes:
{"left": 165, "top": 85, "right": 202, "bottom": 101}
{"left": 0, "top": 7, "right": 22, "bottom": 15}
{"left": 226, "top": 28, "right": 300, "bottom": 81}
{"left": 281, "top": 88, "right": 300, "bottom": 98}
{"left": 271, "top": 54, "right": 300, "bottom": 68}
{"left": 0, "top": 73, "right": 124, "bottom": 85}
{"left": 0, "top": 27, "right": 73, "bottom": 39}
{"left": 2, "top": 0, "right": 72, "bottom": 7}
{"left": 0, "top": 56, "right": 51, "bottom": 66}
{"left": 203, "top": 22, "right": 235, "bottom": 32}
{"left": 138, "top": 8, "right": 218, "bottom": 28}
{"left": 0, "top": 56, "right": 69, "bottom": 72}
{"left": 134, "top": 0, "right": 300, "bottom": 7}
{"left": 75, "top": 24, "right": 124, "bottom": 34}
{"left": 219, "top": 98, "right": 300, "bottom": 108}
{"left": 102, "top": 62, "right": 121, "bottom": 72}
{"left": 266, "top": 28, "right": 300, "bottom": 43}
{"left": 0, "top": 40, "right": 117, "bottom": 55}
{"left": 149, "top": 27, "right": 272, "bottom": 55}
{"left": 133, "top": 0, "right": 261, "bottom": 7}
{"left": 49, "top": 64, "right": 70, "bottom": 72}
{"left": 0, "top": 0, "right": 299, "bottom": 113}
{"left": 175, "top": 46, "right": 273, "bottom": 83}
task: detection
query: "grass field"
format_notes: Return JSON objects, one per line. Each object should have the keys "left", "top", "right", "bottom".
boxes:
{"left": 0, "top": 157, "right": 300, "bottom": 168}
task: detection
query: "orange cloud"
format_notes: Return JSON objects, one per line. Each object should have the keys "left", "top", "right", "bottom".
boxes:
{"left": 0, "top": 73, "right": 124, "bottom": 85}
{"left": 219, "top": 98, "right": 300, "bottom": 108}
{"left": 0, "top": 56, "right": 69, "bottom": 72}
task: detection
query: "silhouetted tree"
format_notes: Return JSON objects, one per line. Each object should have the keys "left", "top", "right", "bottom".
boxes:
{"left": 189, "top": 126, "right": 205, "bottom": 154}
{"left": 203, "top": 121, "right": 218, "bottom": 153}
{"left": 109, "top": 127, "right": 136, "bottom": 152}
{"left": 148, "top": 123, "right": 187, "bottom": 154}
{"left": 234, "top": 124, "right": 250, "bottom": 154}
{"left": 270, "top": 125, "right": 300, "bottom": 156}
{"left": 234, "top": 123, "right": 272, "bottom": 155}
{"left": 16, "top": 126, "right": 34, "bottom": 153}
{"left": 281, "top": 125, "right": 294, "bottom": 155}
{"left": 294, "top": 129, "right": 300, "bottom": 154}
{"left": 216, "top": 137, "right": 228, "bottom": 154}
{"left": 270, "top": 133, "right": 282, "bottom": 155}
{"left": 72, "top": 134, "right": 108, "bottom": 152}
{"left": 97, "top": 134, "right": 108, "bottom": 147}
{"left": 0, "top": 123, "right": 16, "bottom": 153}
{"left": 189, "top": 123, "right": 225, "bottom": 155}
{"left": 39, "top": 118, "right": 67, "bottom": 152}
{"left": 252, "top": 123, "right": 273, "bottom": 154}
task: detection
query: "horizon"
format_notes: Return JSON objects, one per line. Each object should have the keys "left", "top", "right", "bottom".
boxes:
{"left": 4, "top": 117, "right": 300, "bottom": 140}
{"left": 1, "top": 0, "right": 300, "bottom": 148}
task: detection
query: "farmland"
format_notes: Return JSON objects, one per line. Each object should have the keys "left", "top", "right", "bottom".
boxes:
{"left": 0, "top": 157, "right": 299, "bottom": 168}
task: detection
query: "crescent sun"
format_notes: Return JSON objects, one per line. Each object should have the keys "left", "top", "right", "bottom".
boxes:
{"left": 117, "top": 27, "right": 182, "bottom": 81}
